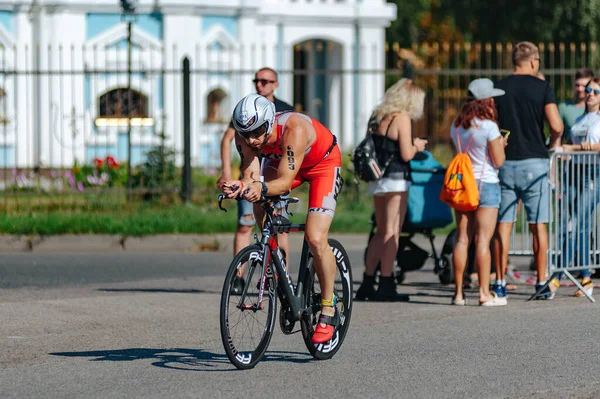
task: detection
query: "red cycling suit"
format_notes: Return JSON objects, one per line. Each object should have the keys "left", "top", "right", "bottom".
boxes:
{"left": 261, "top": 112, "right": 343, "bottom": 217}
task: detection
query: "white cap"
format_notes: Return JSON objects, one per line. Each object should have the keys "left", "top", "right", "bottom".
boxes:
{"left": 467, "top": 78, "right": 505, "bottom": 100}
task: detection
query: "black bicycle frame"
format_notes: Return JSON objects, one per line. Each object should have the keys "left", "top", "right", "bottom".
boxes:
{"left": 255, "top": 198, "right": 324, "bottom": 322}
{"left": 219, "top": 194, "right": 316, "bottom": 321}
{"left": 261, "top": 220, "right": 315, "bottom": 321}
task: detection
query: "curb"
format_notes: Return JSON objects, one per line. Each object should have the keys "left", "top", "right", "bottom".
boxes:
{"left": 0, "top": 233, "right": 374, "bottom": 253}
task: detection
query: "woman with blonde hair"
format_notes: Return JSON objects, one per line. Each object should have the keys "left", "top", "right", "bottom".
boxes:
{"left": 356, "top": 79, "right": 427, "bottom": 301}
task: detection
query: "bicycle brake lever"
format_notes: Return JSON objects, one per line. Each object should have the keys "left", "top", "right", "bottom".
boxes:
{"left": 218, "top": 194, "right": 227, "bottom": 212}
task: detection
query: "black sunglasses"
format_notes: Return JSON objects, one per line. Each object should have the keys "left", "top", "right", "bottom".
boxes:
{"left": 237, "top": 124, "right": 268, "bottom": 140}
{"left": 253, "top": 78, "right": 276, "bottom": 85}
{"left": 585, "top": 87, "right": 600, "bottom": 95}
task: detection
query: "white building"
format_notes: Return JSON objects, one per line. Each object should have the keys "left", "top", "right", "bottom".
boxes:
{"left": 0, "top": 0, "right": 396, "bottom": 168}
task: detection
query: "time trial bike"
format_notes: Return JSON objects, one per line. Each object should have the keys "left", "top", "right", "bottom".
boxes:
{"left": 218, "top": 194, "right": 353, "bottom": 369}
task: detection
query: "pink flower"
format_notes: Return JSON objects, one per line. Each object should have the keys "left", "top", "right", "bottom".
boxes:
{"left": 77, "top": 182, "right": 84, "bottom": 192}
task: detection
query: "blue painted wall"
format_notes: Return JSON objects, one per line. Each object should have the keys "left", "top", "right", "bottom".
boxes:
{"left": 201, "top": 16, "right": 237, "bottom": 38}
{"left": 0, "top": 11, "right": 12, "bottom": 33}
{"left": 0, "top": 146, "right": 14, "bottom": 167}
{"left": 87, "top": 13, "right": 163, "bottom": 40}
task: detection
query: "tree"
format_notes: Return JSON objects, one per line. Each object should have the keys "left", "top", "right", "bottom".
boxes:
{"left": 387, "top": 0, "right": 600, "bottom": 45}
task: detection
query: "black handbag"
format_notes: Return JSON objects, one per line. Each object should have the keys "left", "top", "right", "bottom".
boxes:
{"left": 351, "top": 115, "right": 395, "bottom": 182}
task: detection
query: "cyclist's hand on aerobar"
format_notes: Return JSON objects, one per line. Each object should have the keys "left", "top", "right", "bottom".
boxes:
{"left": 220, "top": 180, "right": 244, "bottom": 199}
{"left": 242, "top": 181, "right": 263, "bottom": 203}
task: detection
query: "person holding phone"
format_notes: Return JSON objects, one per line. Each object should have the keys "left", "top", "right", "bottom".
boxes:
{"left": 493, "top": 42, "right": 564, "bottom": 301}
{"left": 450, "top": 78, "right": 508, "bottom": 306}
{"left": 355, "top": 79, "right": 427, "bottom": 301}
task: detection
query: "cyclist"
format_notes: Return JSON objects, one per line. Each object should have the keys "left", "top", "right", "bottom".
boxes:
{"left": 220, "top": 93, "right": 343, "bottom": 344}
{"left": 217, "top": 67, "right": 294, "bottom": 295}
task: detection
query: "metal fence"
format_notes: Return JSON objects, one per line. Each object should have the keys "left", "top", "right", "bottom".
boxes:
{"left": 0, "top": 41, "right": 597, "bottom": 207}
{"left": 541, "top": 151, "right": 600, "bottom": 302}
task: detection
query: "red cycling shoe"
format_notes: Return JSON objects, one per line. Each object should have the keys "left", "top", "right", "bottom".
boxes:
{"left": 311, "top": 310, "right": 339, "bottom": 344}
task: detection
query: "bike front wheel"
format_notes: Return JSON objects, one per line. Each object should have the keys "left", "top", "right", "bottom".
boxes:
{"left": 300, "top": 239, "right": 353, "bottom": 360}
{"left": 220, "top": 245, "right": 277, "bottom": 369}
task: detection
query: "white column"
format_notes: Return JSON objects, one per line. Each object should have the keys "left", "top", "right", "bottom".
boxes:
{"left": 163, "top": 14, "right": 200, "bottom": 167}
{"left": 45, "top": 11, "right": 87, "bottom": 168}
{"left": 327, "top": 43, "right": 341, "bottom": 142}
{"left": 357, "top": 25, "right": 386, "bottom": 149}
{"left": 14, "top": 9, "right": 33, "bottom": 168}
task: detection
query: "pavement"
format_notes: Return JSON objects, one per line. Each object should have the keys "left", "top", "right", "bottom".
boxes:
{"left": 0, "top": 232, "right": 536, "bottom": 274}
{"left": 1, "top": 239, "right": 598, "bottom": 398}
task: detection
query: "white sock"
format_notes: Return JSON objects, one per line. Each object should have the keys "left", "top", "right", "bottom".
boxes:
{"left": 495, "top": 279, "right": 502, "bottom": 287}
{"left": 501, "top": 279, "right": 506, "bottom": 287}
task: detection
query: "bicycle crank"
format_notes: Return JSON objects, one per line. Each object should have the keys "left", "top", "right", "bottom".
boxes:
{"left": 279, "top": 306, "right": 299, "bottom": 335}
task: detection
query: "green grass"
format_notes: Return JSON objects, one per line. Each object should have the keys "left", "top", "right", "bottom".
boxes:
{"left": 0, "top": 204, "right": 379, "bottom": 236}
{"left": 0, "top": 197, "right": 460, "bottom": 236}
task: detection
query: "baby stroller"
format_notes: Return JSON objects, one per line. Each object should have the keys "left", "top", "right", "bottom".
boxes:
{"left": 365, "top": 151, "right": 456, "bottom": 284}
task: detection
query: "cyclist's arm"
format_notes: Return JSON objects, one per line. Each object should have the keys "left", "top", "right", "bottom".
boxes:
{"left": 266, "top": 119, "right": 308, "bottom": 196}
{"left": 234, "top": 135, "right": 262, "bottom": 185}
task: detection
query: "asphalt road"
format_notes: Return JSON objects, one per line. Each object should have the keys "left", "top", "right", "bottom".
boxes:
{"left": 1, "top": 244, "right": 599, "bottom": 398}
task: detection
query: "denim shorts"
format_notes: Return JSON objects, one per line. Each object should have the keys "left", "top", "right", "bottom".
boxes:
{"left": 498, "top": 158, "right": 549, "bottom": 223}
{"left": 237, "top": 194, "right": 287, "bottom": 226}
{"left": 237, "top": 199, "right": 256, "bottom": 226}
{"left": 478, "top": 181, "right": 501, "bottom": 208}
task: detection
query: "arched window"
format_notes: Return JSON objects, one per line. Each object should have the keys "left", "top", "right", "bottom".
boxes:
{"left": 206, "top": 88, "right": 228, "bottom": 123}
{"left": 99, "top": 88, "right": 148, "bottom": 118}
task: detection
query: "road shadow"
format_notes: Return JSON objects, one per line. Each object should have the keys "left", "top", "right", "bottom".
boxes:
{"left": 50, "top": 347, "right": 313, "bottom": 371}
{"left": 97, "top": 288, "right": 220, "bottom": 294}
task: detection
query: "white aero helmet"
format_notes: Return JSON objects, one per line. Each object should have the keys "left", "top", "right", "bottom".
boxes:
{"left": 232, "top": 93, "right": 276, "bottom": 138}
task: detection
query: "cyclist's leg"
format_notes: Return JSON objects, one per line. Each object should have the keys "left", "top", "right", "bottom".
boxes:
{"left": 305, "top": 212, "right": 337, "bottom": 313}
{"left": 301, "top": 149, "right": 343, "bottom": 343}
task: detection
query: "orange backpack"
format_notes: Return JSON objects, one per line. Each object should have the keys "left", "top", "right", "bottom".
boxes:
{"left": 439, "top": 128, "right": 480, "bottom": 212}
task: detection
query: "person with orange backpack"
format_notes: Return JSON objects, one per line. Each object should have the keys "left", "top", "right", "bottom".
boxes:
{"left": 444, "top": 78, "right": 508, "bottom": 306}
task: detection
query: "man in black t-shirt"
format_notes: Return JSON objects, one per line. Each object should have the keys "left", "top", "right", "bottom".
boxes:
{"left": 492, "top": 41, "right": 564, "bottom": 301}
{"left": 217, "top": 67, "right": 294, "bottom": 293}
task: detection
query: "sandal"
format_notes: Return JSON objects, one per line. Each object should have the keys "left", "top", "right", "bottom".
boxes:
{"left": 480, "top": 292, "right": 508, "bottom": 307}
{"left": 451, "top": 296, "right": 466, "bottom": 306}
{"left": 574, "top": 279, "right": 593, "bottom": 297}
{"left": 311, "top": 309, "right": 339, "bottom": 344}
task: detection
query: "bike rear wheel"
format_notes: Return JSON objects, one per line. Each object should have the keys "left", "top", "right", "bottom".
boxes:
{"left": 220, "top": 245, "right": 277, "bottom": 369}
{"left": 300, "top": 239, "right": 353, "bottom": 360}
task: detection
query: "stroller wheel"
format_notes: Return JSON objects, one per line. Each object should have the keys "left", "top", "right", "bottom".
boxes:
{"left": 437, "top": 256, "right": 452, "bottom": 285}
